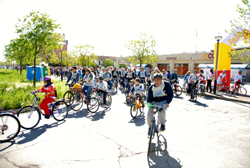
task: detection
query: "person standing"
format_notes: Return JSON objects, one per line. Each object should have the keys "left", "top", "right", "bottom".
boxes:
{"left": 206, "top": 69, "right": 213, "bottom": 93}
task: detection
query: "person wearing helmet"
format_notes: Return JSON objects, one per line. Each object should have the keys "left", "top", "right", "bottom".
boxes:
{"left": 232, "top": 70, "right": 243, "bottom": 93}
{"left": 97, "top": 76, "right": 108, "bottom": 108}
{"left": 129, "top": 78, "right": 145, "bottom": 110}
{"left": 217, "top": 69, "right": 227, "bottom": 91}
{"left": 66, "top": 66, "right": 80, "bottom": 86}
{"left": 147, "top": 73, "right": 173, "bottom": 133}
{"left": 125, "top": 67, "right": 135, "bottom": 90}
{"left": 33, "top": 76, "right": 56, "bottom": 119}
{"left": 170, "top": 69, "right": 178, "bottom": 83}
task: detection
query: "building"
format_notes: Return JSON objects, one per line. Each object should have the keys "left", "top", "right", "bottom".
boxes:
{"left": 94, "top": 56, "right": 117, "bottom": 67}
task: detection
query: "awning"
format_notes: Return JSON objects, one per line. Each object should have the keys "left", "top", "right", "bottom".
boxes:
{"left": 198, "top": 64, "right": 250, "bottom": 69}
{"left": 136, "top": 64, "right": 151, "bottom": 67}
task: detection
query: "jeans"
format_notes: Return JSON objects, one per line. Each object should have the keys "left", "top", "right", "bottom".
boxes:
{"left": 82, "top": 85, "right": 93, "bottom": 102}
{"left": 107, "top": 81, "right": 113, "bottom": 90}
{"left": 147, "top": 100, "right": 167, "bottom": 126}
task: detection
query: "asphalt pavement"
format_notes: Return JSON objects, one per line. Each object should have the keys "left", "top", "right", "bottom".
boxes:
{"left": 1, "top": 79, "right": 250, "bottom": 168}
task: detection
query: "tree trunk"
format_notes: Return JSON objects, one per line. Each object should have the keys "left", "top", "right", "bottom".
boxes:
{"left": 20, "top": 59, "right": 22, "bottom": 74}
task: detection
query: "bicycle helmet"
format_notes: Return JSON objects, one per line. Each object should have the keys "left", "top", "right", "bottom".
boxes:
{"left": 239, "top": 70, "right": 242, "bottom": 73}
{"left": 99, "top": 76, "right": 104, "bottom": 80}
{"left": 44, "top": 76, "right": 51, "bottom": 82}
{"left": 130, "top": 79, "right": 135, "bottom": 83}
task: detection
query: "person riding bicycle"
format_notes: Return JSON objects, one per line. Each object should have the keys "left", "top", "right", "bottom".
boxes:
{"left": 66, "top": 66, "right": 80, "bottom": 86}
{"left": 103, "top": 68, "right": 113, "bottom": 92}
{"left": 147, "top": 73, "right": 173, "bottom": 133}
{"left": 125, "top": 67, "right": 135, "bottom": 90}
{"left": 129, "top": 78, "right": 145, "bottom": 110}
{"left": 112, "top": 67, "right": 119, "bottom": 85}
{"left": 232, "top": 70, "right": 243, "bottom": 93}
{"left": 82, "top": 68, "right": 95, "bottom": 104}
{"left": 96, "top": 76, "right": 108, "bottom": 108}
{"left": 33, "top": 76, "right": 56, "bottom": 119}
{"left": 162, "top": 69, "right": 168, "bottom": 80}
{"left": 198, "top": 69, "right": 206, "bottom": 85}
{"left": 170, "top": 69, "right": 178, "bottom": 83}
{"left": 187, "top": 70, "right": 198, "bottom": 94}
{"left": 183, "top": 71, "right": 191, "bottom": 88}
{"left": 138, "top": 67, "right": 148, "bottom": 84}
{"left": 119, "top": 67, "right": 126, "bottom": 90}
{"left": 217, "top": 69, "right": 228, "bottom": 91}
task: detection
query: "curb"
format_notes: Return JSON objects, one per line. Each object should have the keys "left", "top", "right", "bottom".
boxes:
{"left": 204, "top": 93, "right": 250, "bottom": 104}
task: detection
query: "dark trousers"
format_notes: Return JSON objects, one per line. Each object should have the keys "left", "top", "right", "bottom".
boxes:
{"left": 206, "top": 80, "right": 212, "bottom": 92}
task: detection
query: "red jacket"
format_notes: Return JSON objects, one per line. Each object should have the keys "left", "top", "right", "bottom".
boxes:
{"left": 37, "top": 85, "right": 56, "bottom": 98}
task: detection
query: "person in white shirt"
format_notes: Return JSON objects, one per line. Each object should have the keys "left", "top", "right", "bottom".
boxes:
{"left": 217, "top": 69, "right": 227, "bottom": 91}
{"left": 97, "top": 76, "right": 108, "bottom": 108}
{"left": 232, "top": 70, "right": 243, "bottom": 92}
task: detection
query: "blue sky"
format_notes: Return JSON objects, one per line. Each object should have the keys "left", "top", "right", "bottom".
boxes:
{"left": 0, "top": 0, "right": 241, "bottom": 61}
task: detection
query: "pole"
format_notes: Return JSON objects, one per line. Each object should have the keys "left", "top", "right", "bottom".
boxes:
{"left": 213, "top": 40, "right": 220, "bottom": 94}
{"left": 88, "top": 55, "right": 89, "bottom": 68}
{"left": 61, "top": 48, "right": 63, "bottom": 81}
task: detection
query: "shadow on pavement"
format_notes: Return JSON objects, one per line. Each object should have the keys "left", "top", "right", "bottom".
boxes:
{"left": 173, "top": 96, "right": 184, "bottom": 99}
{"left": 0, "top": 140, "right": 15, "bottom": 152}
{"left": 128, "top": 114, "right": 145, "bottom": 126}
{"left": 88, "top": 108, "right": 111, "bottom": 121}
{"left": 15, "top": 121, "right": 66, "bottom": 145}
{"left": 147, "top": 135, "right": 182, "bottom": 168}
{"left": 66, "top": 108, "right": 89, "bottom": 119}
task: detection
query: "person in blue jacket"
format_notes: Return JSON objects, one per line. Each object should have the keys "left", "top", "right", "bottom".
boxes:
{"left": 147, "top": 73, "right": 173, "bottom": 133}
{"left": 138, "top": 67, "right": 148, "bottom": 84}
{"left": 65, "top": 66, "right": 80, "bottom": 86}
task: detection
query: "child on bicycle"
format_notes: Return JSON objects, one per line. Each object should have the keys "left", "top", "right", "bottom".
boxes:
{"left": 97, "top": 76, "right": 108, "bottom": 108}
{"left": 232, "top": 70, "right": 243, "bottom": 93}
{"left": 33, "top": 76, "right": 56, "bottom": 119}
{"left": 129, "top": 78, "right": 145, "bottom": 109}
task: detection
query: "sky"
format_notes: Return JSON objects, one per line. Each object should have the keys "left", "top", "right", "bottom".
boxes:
{"left": 0, "top": 0, "right": 242, "bottom": 61}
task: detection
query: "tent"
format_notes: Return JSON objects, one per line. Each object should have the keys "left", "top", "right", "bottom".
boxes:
{"left": 198, "top": 64, "right": 250, "bottom": 69}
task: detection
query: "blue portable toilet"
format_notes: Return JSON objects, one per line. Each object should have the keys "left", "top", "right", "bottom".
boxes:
{"left": 27, "top": 66, "right": 44, "bottom": 81}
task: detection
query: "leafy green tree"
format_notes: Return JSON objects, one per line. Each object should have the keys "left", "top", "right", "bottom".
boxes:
{"left": 119, "top": 64, "right": 126, "bottom": 68}
{"left": 228, "top": 0, "right": 250, "bottom": 62}
{"left": 101, "top": 59, "right": 114, "bottom": 67}
{"left": 4, "top": 37, "right": 33, "bottom": 74}
{"left": 15, "top": 11, "right": 61, "bottom": 87}
{"left": 71, "top": 45, "right": 98, "bottom": 67}
{"left": 125, "top": 32, "right": 159, "bottom": 68}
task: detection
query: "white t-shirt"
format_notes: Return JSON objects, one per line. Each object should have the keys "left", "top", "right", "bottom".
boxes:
{"left": 234, "top": 74, "right": 242, "bottom": 83}
{"left": 217, "top": 73, "right": 227, "bottom": 84}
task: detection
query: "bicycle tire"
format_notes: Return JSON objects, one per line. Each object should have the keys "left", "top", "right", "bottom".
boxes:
{"left": 104, "top": 94, "right": 112, "bottom": 109}
{"left": 175, "top": 85, "right": 182, "bottom": 96}
{"left": 194, "top": 89, "right": 198, "bottom": 101}
{"left": 63, "top": 91, "right": 73, "bottom": 105}
{"left": 17, "top": 106, "right": 41, "bottom": 130}
{"left": 87, "top": 98, "right": 99, "bottom": 113}
{"left": 147, "top": 124, "right": 154, "bottom": 156}
{"left": 234, "top": 87, "right": 247, "bottom": 96}
{"left": 52, "top": 101, "right": 68, "bottom": 121}
{"left": 130, "top": 104, "right": 138, "bottom": 118}
{"left": 90, "top": 90, "right": 97, "bottom": 98}
{"left": 0, "top": 114, "right": 20, "bottom": 142}
{"left": 69, "top": 93, "right": 84, "bottom": 111}
{"left": 126, "top": 96, "right": 131, "bottom": 104}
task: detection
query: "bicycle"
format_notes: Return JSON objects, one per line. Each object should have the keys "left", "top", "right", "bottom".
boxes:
{"left": 197, "top": 81, "right": 206, "bottom": 97}
{"left": 69, "top": 89, "right": 99, "bottom": 113}
{"left": 231, "top": 83, "right": 247, "bottom": 96}
{"left": 0, "top": 107, "right": 21, "bottom": 142}
{"left": 217, "top": 82, "right": 230, "bottom": 95}
{"left": 91, "top": 88, "right": 112, "bottom": 109}
{"left": 188, "top": 82, "right": 198, "bottom": 101}
{"left": 147, "top": 104, "right": 164, "bottom": 156}
{"left": 170, "top": 80, "right": 182, "bottom": 96}
{"left": 17, "top": 92, "right": 68, "bottom": 130}
{"left": 140, "top": 79, "right": 148, "bottom": 98}
{"left": 130, "top": 94, "right": 144, "bottom": 118}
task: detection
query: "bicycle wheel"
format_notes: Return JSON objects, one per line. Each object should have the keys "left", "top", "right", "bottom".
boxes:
{"left": 69, "top": 93, "right": 84, "bottom": 111}
{"left": 87, "top": 98, "right": 99, "bottom": 113}
{"left": 90, "top": 90, "right": 97, "bottom": 98}
{"left": 147, "top": 124, "right": 154, "bottom": 156}
{"left": 63, "top": 91, "right": 73, "bottom": 105}
{"left": 194, "top": 89, "right": 198, "bottom": 101}
{"left": 105, "top": 94, "right": 112, "bottom": 109}
{"left": 126, "top": 96, "right": 131, "bottom": 104}
{"left": 0, "top": 114, "right": 20, "bottom": 142}
{"left": 130, "top": 104, "right": 138, "bottom": 118}
{"left": 52, "top": 101, "right": 68, "bottom": 121}
{"left": 235, "top": 87, "right": 247, "bottom": 96}
{"left": 175, "top": 85, "right": 182, "bottom": 96}
{"left": 17, "top": 106, "right": 41, "bottom": 129}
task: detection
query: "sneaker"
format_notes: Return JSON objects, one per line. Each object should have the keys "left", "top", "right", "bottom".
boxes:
{"left": 44, "top": 115, "right": 50, "bottom": 119}
{"left": 160, "top": 124, "right": 165, "bottom": 131}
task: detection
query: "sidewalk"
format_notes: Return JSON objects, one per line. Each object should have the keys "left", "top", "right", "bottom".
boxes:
{"left": 204, "top": 92, "right": 250, "bottom": 104}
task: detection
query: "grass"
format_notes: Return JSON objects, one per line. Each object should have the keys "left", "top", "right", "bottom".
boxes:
{"left": 0, "top": 69, "right": 68, "bottom": 110}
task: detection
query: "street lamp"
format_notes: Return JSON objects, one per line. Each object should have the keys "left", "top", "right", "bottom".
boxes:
{"left": 60, "top": 39, "right": 68, "bottom": 81}
{"left": 213, "top": 33, "right": 223, "bottom": 94}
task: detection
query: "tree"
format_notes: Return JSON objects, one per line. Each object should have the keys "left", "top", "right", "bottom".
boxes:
{"left": 228, "top": 0, "right": 250, "bottom": 62}
{"left": 4, "top": 37, "right": 33, "bottom": 74}
{"left": 101, "top": 59, "right": 114, "bottom": 67}
{"left": 119, "top": 64, "right": 126, "bottom": 68}
{"left": 15, "top": 11, "right": 61, "bottom": 87}
{"left": 70, "top": 45, "right": 98, "bottom": 67}
{"left": 125, "top": 32, "right": 159, "bottom": 68}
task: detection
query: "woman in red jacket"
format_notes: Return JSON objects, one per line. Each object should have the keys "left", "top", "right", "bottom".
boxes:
{"left": 34, "top": 76, "right": 56, "bottom": 119}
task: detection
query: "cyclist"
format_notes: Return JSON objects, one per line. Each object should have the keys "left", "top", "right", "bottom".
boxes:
{"left": 66, "top": 66, "right": 80, "bottom": 86}
{"left": 34, "top": 76, "right": 56, "bottom": 119}
{"left": 217, "top": 69, "right": 228, "bottom": 91}
{"left": 183, "top": 71, "right": 191, "bottom": 89}
{"left": 97, "top": 76, "right": 108, "bottom": 108}
{"left": 162, "top": 69, "right": 168, "bottom": 81}
{"left": 148, "top": 69, "right": 154, "bottom": 86}
{"left": 232, "top": 70, "right": 243, "bottom": 93}
{"left": 147, "top": 73, "right": 173, "bottom": 132}
{"left": 119, "top": 67, "right": 126, "bottom": 90}
{"left": 129, "top": 78, "right": 145, "bottom": 110}
{"left": 198, "top": 69, "right": 206, "bottom": 85}
{"left": 125, "top": 67, "right": 135, "bottom": 90}
{"left": 138, "top": 67, "right": 148, "bottom": 84}
{"left": 170, "top": 69, "right": 178, "bottom": 83}
{"left": 82, "top": 68, "right": 95, "bottom": 104}
{"left": 103, "top": 68, "right": 113, "bottom": 92}
{"left": 112, "top": 67, "right": 119, "bottom": 86}
{"left": 167, "top": 70, "right": 171, "bottom": 80}
{"left": 187, "top": 70, "right": 198, "bottom": 94}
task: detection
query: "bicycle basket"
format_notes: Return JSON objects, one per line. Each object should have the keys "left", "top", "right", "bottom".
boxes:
{"left": 70, "top": 88, "right": 82, "bottom": 92}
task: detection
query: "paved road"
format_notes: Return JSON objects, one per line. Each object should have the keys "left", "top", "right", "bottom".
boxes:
{"left": 1, "top": 86, "right": 250, "bottom": 168}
